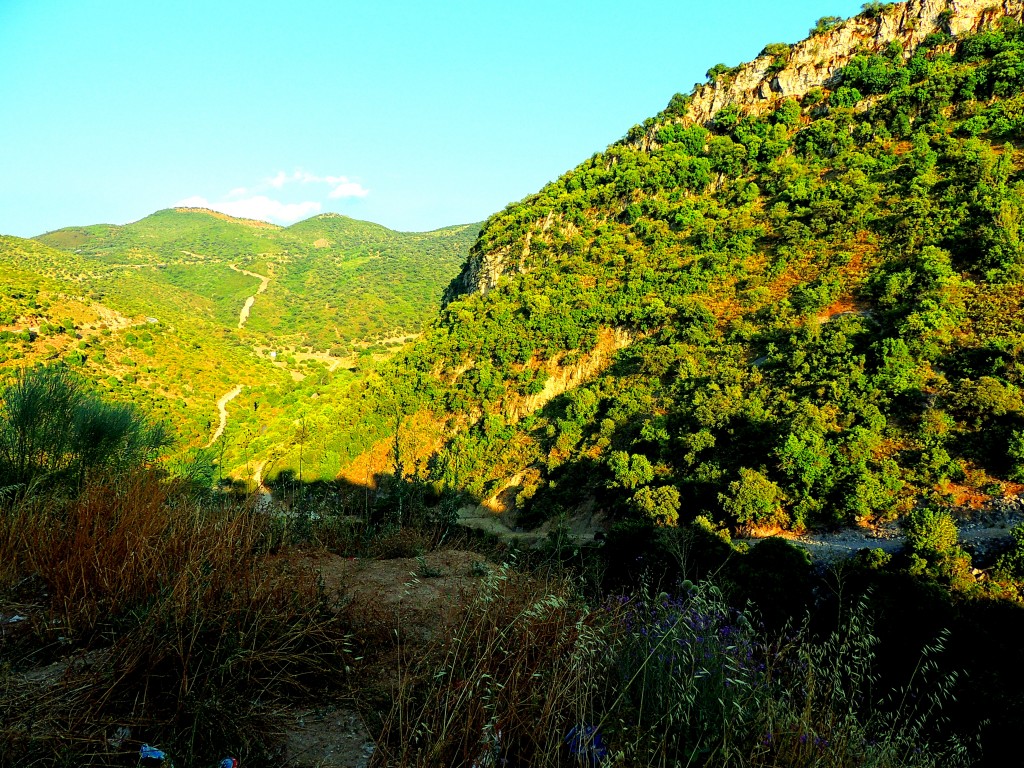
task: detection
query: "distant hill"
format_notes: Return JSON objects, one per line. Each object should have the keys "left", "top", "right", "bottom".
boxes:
{"left": 2, "top": 210, "right": 478, "bottom": 473}
{"left": 37, "top": 208, "right": 480, "bottom": 352}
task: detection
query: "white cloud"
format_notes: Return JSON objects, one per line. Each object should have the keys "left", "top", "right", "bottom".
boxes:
{"left": 264, "top": 169, "right": 369, "bottom": 198}
{"left": 174, "top": 168, "right": 365, "bottom": 225}
{"left": 174, "top": 195, "right": 321, "bottom": 224}
{"left": 327, "top": 179, "right": 369, "bottom": 198}
{"left": 268, "top": 171, "right": 290, "bottom": 189}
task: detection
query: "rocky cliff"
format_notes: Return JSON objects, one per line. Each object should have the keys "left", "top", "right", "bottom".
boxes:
{"left": 682, "top": 0, "right": 1024, "bottom": 127}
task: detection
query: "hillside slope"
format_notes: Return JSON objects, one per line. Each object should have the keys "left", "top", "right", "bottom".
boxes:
{"left": 38, "top": 208, "right": 480, "bottom": 354}
{"left": 0, "top": 234, "right": 284, "bottom": 447}
{"left": 349, "top": 0, "right": 1024, "bottom": 533}
{"left": 4, "top": 210, "right": 477, "bottom": 472}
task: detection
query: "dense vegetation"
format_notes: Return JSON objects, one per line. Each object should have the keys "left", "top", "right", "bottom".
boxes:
{"left": 344, "top": 16, "right": 1024, "bottom": 537}
{"left": 36, "top": 209, "right": 479, "bottom": 352}
{"left": 2, "top": 210, "right": 477, "bottom": 474}
{"left": 0, "top": 375, "right": 1011, "bottom": 766}
{"left": 0, "top": 366, "right": 169, "bottom": 493}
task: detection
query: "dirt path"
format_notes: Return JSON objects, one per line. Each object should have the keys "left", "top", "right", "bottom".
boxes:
{"left": 249, "top": 458, "right": 275, "bottom": 511}
{"left": 748, "top": 528, "right": 904, "bottom": 563}
{"left": 205, "top": 384, "right": 243, "bottom": 447}
{"left": 230, "top": 264, "right": 271, "bottom": 329}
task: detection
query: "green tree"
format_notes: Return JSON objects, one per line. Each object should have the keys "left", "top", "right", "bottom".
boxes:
{"left": 608, "top": 451, "right": 655, "bottom": 491}
{"left": 631, "top": 484, "right": 681, "bottom": 526}
{"left": 811, "top": 16, "right": 844, "bottom": 36}
{"left": 903, "top": 506, "right": 959, "bottom": 554}
{"left": 720, "top": 468, "right": 788, "bottom": 527}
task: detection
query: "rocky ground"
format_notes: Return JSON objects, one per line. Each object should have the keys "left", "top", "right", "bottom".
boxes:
{"left": 740, "top": 495, "right": 1024, "bottom": 567}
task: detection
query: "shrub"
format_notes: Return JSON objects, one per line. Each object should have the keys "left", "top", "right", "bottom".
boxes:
{"left": 860, "top": 2, "right": 893, "bottom": 19}
{"left": 761, "top": 43, "right": 791, "bottom": 58}
{"left": 707, "top": 63, "right": 733, "bottom": 83}
{"left": 903, "top": 506, "right": 959, "bottom": 554}
{"left": 995, "top": 523, "right": 1024, "bottom": 580}
{"left": 607, "top": 451, "right": 654, "bottom": 491}
{"left": 664, "top": 92, "right": 690, "bottom": 117}
{"left": 0, "top": 366, "right": 170, "bottom": 493}
{"left": 720, "top": 468, "right": 788, "bottom": 527}
{"left": 812, "top": 16, "right": 844, "bottom": 36}
{"left": 631, "top": 484, "right": 681, "bottom": 526}
{"left": 832, "top": 85, "right": 864, "bottom": 109}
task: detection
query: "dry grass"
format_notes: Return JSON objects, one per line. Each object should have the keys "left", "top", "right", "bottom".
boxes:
{"left": 0, "top": 473, "right": 353, "bottom": 766}
{"left": 0, "top": 477, "right": 976, "bottom": 767}
{"left": 373, "top": 565, "right": 615, "bottom": 767}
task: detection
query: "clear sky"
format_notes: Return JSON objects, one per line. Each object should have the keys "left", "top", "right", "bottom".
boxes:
{"left": 0, "top": 0, "right": 865, "bottom": 237}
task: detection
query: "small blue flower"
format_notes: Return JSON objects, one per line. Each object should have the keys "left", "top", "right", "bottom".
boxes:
{"left": 565, "top": 724, "right": 609, "bottom": 765}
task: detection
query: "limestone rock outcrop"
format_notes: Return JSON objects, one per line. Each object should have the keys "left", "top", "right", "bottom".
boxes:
{"left": 684, "top": 0, "right": 1023, "bottom": 127}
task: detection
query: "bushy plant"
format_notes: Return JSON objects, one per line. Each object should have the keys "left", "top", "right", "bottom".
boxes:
{"left": 599, "top": 585, "right": 973, "bottom": 767}
{"left": 605, "top": 585, "right": 763, "bottom": 762}
{"left": 994, "top": 522, "right": 1024, "bottom": 580}
{"left": 812, "top": 15, "right": 844, "bottom": 36}
{"left": 720, "top": 468, "right": 788, "bottom": 528}
{"left": 903, "top": 506, "right": 959, "bottom": 554}
{"left": 0, "top": 365, "right": 170, "bottom": 494}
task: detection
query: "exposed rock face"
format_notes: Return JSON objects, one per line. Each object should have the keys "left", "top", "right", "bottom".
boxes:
{"left": 449, "top": 0, "right": 1024, "bottom": 298}
{"left": 684, "top": 0, "right": 1024, "bottom": 126}
{"left": 443, "top": 240, "right": 509, "bottom": 301}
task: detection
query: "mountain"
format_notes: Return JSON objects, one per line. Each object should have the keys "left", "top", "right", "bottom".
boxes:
{"left": 8, "top": 1, "right": 1024, "bottom": 526}
{"left": 2, "top": 210, "right": 478, "bottom": 464}
{"left": 8, "top": 5, "right": 1024, "bottom": 764}
{"left": 37, "top": 208, "right": 480, "bottom": 353}
{"left": 338, "top": 0, "right": 1024, "bottom": 534}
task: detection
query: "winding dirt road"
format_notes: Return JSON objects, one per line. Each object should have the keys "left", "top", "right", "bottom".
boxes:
{"left": 205, "top": 384, "right": 243, "bottom": 447}
{"left": 230, "top": 264, "right": 271, "bottom": 329}
{"left": 201, "top": 266, "right": 272, "bottom": 451}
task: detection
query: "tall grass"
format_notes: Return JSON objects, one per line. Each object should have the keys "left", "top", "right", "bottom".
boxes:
{"left": 601, "top": 586, "right": 974, "bottom": 767}
{"left": 374, "top": 564, "right": 616, "bottom": 767}
{"left": 374, "top": 577, "right": 975, "bottom": 768}
{"left": 0, "top": 467, "right": 976, "bottom": 766}
{"left": 0, "top": 472, "right": 352, "bottom": 766}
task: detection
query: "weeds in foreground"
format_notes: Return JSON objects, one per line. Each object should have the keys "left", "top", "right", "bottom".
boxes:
{"left": 602, "top": 587, "right": 973, "bottom": 767}
{"left": 375, "top": 576, "right": 974, "bottom": 768}
{"left": 374, "top": 564, "right": 614, "bottom": 767}
{"left": 0, "top": 474, "right": 976, "bottom": 767}
{"left": 0, "top": 473, "right": 352, "bottom": 766}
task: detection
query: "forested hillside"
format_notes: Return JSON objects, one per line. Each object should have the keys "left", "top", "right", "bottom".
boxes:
{"left": 2, "top": 210, "right": 477, "bottom": 468}
{"left": 349, "top": 4, "right": 1024, "bottom": 535}
{"left": 37, "top": 208, "right": 479, "bottom": 353}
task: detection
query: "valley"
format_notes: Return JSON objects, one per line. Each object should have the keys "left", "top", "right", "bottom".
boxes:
{"left": 2, "top": 210, "right": 480, "bottom": 478}
{"left": 6, "top": 0, "right": 1024, "bottom": 765}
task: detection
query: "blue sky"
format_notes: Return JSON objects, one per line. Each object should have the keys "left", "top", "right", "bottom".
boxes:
{"left": 0, "top": 0, "right": 864, "bottom": 237}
